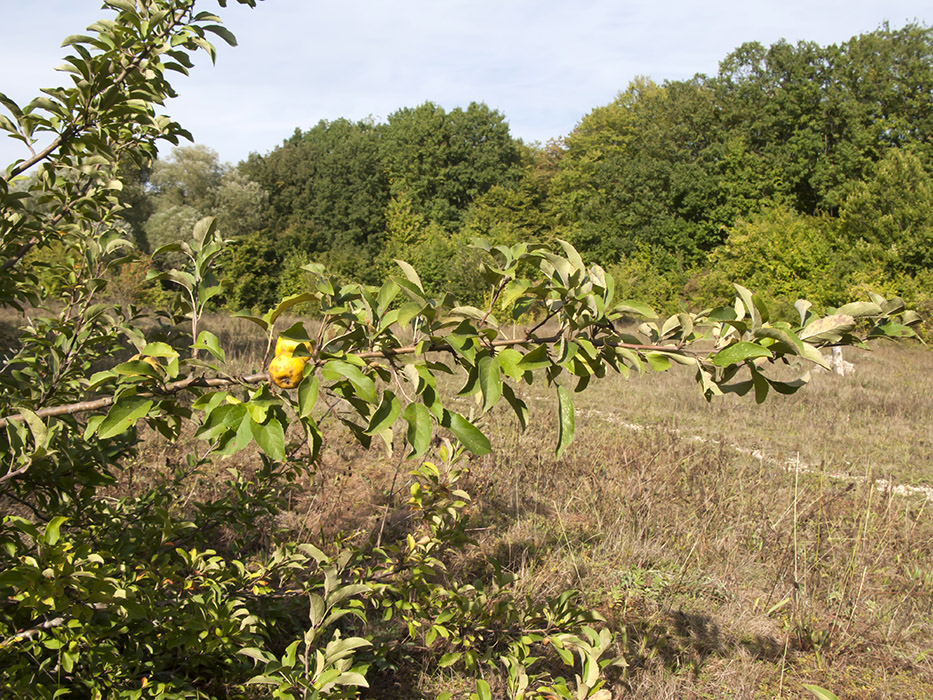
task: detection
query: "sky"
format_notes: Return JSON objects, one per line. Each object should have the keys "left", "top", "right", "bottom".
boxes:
{"left": 0, "top": 0, "right": 929, "bottom": 167}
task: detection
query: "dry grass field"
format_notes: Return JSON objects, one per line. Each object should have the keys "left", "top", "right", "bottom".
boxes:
{"left": 121, "top": 316, "right": 933, "bottom": 699}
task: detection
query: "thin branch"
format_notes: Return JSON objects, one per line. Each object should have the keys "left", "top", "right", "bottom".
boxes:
{"left": 480, "top": 275, "right": 509, "bottom": 326}
{"left": 7, "top": 4, "right": 193, "bottom": 180}
{"left": 0, "top": 616, "right": 66, "bottom": 649}
{"left": 0, "top": 336, "right": 698, "bottom": 428}
{"left": 0, "top": 237, "right": 41, "bottom": 275}
{"left": 0, "top": 463, "right": 33, "bottom": 487}
{"left": 525, "top": 307, "right": 561, "bottom": 337}
{"left": 8, "top": 136, "right": 71, "bottom": 179}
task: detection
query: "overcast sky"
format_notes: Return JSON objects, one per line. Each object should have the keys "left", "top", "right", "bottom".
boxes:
{"left": 0, "top": 1, "right": 929, "bottom": 167}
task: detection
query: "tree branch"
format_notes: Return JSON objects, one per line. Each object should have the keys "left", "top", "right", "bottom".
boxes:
{"left": 0, "top": 336, "right": 697, "bottom": 428}
{"left": 0, "top": 616, "right": 65, "bottom": 649}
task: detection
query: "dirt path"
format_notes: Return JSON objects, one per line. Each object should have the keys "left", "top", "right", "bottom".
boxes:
{"left": 579, "top": 407, "right": 933, "bottom": 502}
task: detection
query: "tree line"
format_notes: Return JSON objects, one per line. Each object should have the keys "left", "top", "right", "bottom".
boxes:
{"left": 122, "top": 22, "right": 933, "bottom": 318}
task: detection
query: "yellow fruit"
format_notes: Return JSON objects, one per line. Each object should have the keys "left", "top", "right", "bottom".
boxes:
{"left": 126, "top": 354, "right": 160, "bottom": 379}
{"left": 275, "top": 336, "right": 311, "bottom": 357}
{"left": 269, "top": 353, "right": 306, "bottom": 389}
{"left": 129, "top": 353, "right": 160, "bottom": 370}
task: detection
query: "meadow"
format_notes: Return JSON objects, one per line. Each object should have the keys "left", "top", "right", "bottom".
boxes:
{"left": 128, "top": 318, "right": 933, "bottom": 699}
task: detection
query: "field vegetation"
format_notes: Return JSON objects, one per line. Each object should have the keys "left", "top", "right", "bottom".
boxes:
{"left": 120, "top": 320, "right": 933, "bottom": 699}
{"left": 1, "top": 2, "right": 931, "bottom": 699}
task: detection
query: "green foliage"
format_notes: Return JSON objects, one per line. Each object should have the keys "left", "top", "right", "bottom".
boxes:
{"left": 0, "top": 3, "right": 925, "bottom": 699}
{"left": 713, "top": 24, "right": 933, "bottom": 214}
{"left": 219, "top": 230, "right": 286, "bottom": 311}
{"left": 550, "top": 77, "right": 740, "bottom": 265}
{"left": 379, "top": 193, "right": 487, "bottom": 304}
{"left": 543, "top": 23, "right": 933, "bottom": 301}
{"left": 699, "top": 205, "right": 846, "bottom": 311}
{"left": 607, "top": 245, "right": 693, "bottom": 315}
{"left": 143, "top": 145, "right": 268, "bottom": 256}
{"left": 241, "top": 118, "right": 390, "bottom": 286}
{"left": 381, "top": 101, "right": 523, "bottom": 232}
{"left": 840, "top": 148, "right": 933, "bottom": 275}
{"left": 238, "top": 103, "right": 524, "bottom": 301}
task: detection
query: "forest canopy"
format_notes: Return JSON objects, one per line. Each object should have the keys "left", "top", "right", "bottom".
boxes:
{"left": 125, "top": 22, "right": 933, "bottom": 318}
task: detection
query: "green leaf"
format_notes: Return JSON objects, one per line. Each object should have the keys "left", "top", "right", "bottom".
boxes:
{"left": 733, "top": 284, "right": 760, "bottom": 329}
{"left": 501, "top": 383, "right": 528, "bottom": 430}
{"left": 43, "top": 516, "right": 68, "bottom": 546}
{"left": 238, "top": 647, "right": 272, "bottom": 664}
{"left": 305, "top": 418, "right": 323, "bottom": 463}
{"left": 766, "top": 373, "right": 810, "bottom": 395}
{"left": 376, "top": 278, "right": 401, "bottom": 315}
{"left": 297, "top": 375, "right": 319, "bottom": 418}
{"left": 193, "top": 331, "right": 225, "bottom": 362}
{"left": 516, "top": 344, "right": 551, "bottom": 371}
{"left": 710, "top": 342, "right": 773, "bottom": 367}
{"left": 442, "top": 411, "right": 491, "bottom": 456}
{"left": 835, "top": 301, "right": 882, "bottom": 318}
{"left": 396, "top": 301, "right": 423, "bottom": 328}
{"left": 264, "top": 292, "right": 316, "bottom": 326}
{"left": 474, "top": 679, "right": 492, "bottom": 700}
{"left": 98, "top": 397, "right": 153, "bottom": 439}
{"left": 438, "top": 652, "right": 462, "bottom": 668}
{"left": 803, "top": 685, "right": 841, "bottom": 700}
{"left": 557, "top": 238, "right": 585, "bottom": 271}
{"left": 282, "top": 639, "right": 300, "bottom": 669}
{"left": 644, "top": 352, "right": 671, "bottom": 372}
{"left": 19, "top": 408, "right": 48, "bottom": 455}
{"left": 394, "top": 259, "right": 424, "bottom": 293}
{"left": 556, "top": 385, "right": 575, "bottom": 459}
{"left": 0, "top": 114, "right": 19, "bottom": 134}
{"left": 799, "top": 314, "right": 856, "bottom": 344}
{"left": 449, "top": 305, "right": 486, "bottom": 321}
{"left": 142, "top": 341, "right": 178, "bottom": 358}
{"left": 500, "top": 279, "right": 530, "bottom": 309}
{"left": 478, "top": 353, "right": 502, "bottom": 413}
{"left": 308, "top": 593, "right": 326, "bottom": 627}
{"left": 334, "top": 671, "right": 369, "bottom": 688}
{"left": 751, "top": 369, "right": 769, "bottom": 404}
{"left": 754, "top": 327, "right": 804, "bottom": 354}
{"left": 794, "top": 299, "right": 813, "bottom": 326}
{"left": 402, "top": 403, "right": 433, "bottom": 458}
{"left": 708, "top": 306, "right": 737, "bottom": 322}
{"left": 250, "top": 417, "right": 286, "bottom": 461}
{"left": 446, "top": 333, "right": 477, "bottom": 365}
{"left": 614, "top": 299, "right": 656, "bottom": 318}
{"left": 875, "top": 321, "right": 918, "bottom": 338}
{"left": 0, "top": 91, "right": 23, "bottom": 119}
{"left": 105, "top": 0, "right": 137, "bottom": 13}
{"left": 366, "top": 391, "right": 401, "bottom": 435}
{"left": 799, "top": 342, "right": 831, "bottom": 368}
{"left": 203, "top": 24, "right": 237, "bottom": 46}
{"left": 322, "top": 360, "right": 377, "bottom": 404}
{"left": 232, "top": 312, "right": 269, "bottom": 332}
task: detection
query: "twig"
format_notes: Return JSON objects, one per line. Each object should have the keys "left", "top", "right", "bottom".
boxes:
{"left": 0, "top": 617, "right": 66, "bottom": 648}
{"left": 0, "top": 336, "right": 698, "bottom": 428}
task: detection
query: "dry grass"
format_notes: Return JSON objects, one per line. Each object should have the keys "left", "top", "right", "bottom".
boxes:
{"left": 463, "top": 340, "right": 933, "bottom": 699}
{"left": 122, "top": 316, "right": 933, "bottom": 699}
